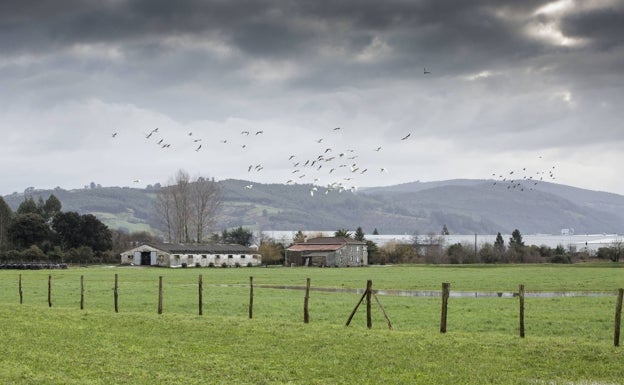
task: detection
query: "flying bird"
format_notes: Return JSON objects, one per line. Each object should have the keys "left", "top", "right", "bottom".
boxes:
{"left": 112, "top": 132, "right": 118, "bottom": 138}
{"left": 401, "top": 133, "right": 411, "bottom": 140}
{"left": 195, "top": 144, "right": 202, "bottom": 152}
{"left": 424, "top": 68, "right": 431, "bottom": 74}
{"left": 255, "top": 130, "right": 263, "bottom": 135}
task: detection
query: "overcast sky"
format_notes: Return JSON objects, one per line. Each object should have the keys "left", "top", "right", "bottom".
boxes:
{"left": 1, "top": 0, "right": 623, "bottom": 196}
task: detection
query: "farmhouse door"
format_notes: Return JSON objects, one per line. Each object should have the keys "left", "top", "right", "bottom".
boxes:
{"left": 140, "top": 251, "right": 151, "bottom": 266}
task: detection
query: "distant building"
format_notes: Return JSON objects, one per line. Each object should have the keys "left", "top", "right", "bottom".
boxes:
{"left": 120, "top": 243, "right": 261, "bottom": 267}
{"left": 561, "top": 228, "right": 574, "bottom": 236}
{"left": 285, "top": 237, "right": 367, "bottom": 267}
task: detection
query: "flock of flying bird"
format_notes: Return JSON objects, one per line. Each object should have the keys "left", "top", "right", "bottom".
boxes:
{"left": 491, "top": 160, "right": 557, "bottom": 192}
{"left": 111, "top": 125, "right": 416, "bottom": 196}
{"left": 273, "top": 126, "right": 414, "bottom": 196}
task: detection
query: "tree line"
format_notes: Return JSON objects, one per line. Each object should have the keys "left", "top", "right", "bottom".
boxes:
{"left": 0, "top": 194, "right": 115, "bottom": 264}
{"left": 259, "top": 226, "right": 621, "bottom": 265}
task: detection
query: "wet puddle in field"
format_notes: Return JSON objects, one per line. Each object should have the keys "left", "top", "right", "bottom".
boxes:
{"left": 209, "top": 284, "right": 616, "bottom": 298}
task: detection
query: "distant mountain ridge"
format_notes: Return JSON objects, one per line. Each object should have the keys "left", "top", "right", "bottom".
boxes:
{"left": 3, "top": 179, "right": 624, "bottom": 236}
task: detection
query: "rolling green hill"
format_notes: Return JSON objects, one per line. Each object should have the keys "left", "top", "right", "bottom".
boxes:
{"left": 4, "top": 179, "right": 624, "bottom": 236}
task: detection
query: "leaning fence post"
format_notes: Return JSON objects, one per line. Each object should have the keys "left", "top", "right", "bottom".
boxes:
{"left": 18, "top": 274, "right": 23, "bottom": 304}
{"left": 114, "top": 273, "right": 119, "bottom": 313}
{"left": 304, "top": 278, "right": 311, "bottom": 323}
{"left": 519, "top": 284, "right": 525, "bottom": 338}
{"left": 80, "top": 275, "right": 85, "bottom": 310}
{"left": 198, "top": 274, "right": 203, "bottom": 316}
{"left": 615, "top": 288, "right": 623, "bottom": 347}
{"left": 48, "top": 275, "right": 52, "bottom": 307}
{"left": 249, "top": 276, "right": 254, "bottom": 319}
{"left": 158, "top": 276, "right": 163, "bottom": 314}
{"left": 440, "top": 282, "right": 450, "bottom": 333}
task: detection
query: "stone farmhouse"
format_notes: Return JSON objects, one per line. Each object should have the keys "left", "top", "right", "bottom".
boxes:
{"left": 120, "top": 243, "right": 261, "bottom": 267}
{"left": 285, "top": 237, "right": 368, "bottom": 267}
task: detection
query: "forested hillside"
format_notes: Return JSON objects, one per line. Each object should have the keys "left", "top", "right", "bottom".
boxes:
{"left": 4, "top": 179, "right": 624, "bottom": 236}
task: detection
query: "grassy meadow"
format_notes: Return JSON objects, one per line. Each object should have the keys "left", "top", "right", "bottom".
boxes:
{"left": 1, "top": 264, "right": 623, "bottom": 384}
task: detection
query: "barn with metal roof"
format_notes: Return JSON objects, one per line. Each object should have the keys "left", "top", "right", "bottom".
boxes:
{"left": 120, "top": 243, "right": 261, "bottom": 267}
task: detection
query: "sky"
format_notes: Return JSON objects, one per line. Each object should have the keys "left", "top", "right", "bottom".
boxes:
{"left": 1, "top": 0, "right": 623, "bottom": 196}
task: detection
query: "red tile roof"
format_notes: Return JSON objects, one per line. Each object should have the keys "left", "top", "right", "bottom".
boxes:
{"left": 287, "top": 244, "right": 343, "bottom": 252}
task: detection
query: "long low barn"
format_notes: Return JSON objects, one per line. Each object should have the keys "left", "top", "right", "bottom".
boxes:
{"left": 120, "top": 243, "right": 261, "bottom": 267}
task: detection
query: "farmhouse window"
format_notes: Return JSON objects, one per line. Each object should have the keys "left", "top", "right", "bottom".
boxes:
{"left": 228, "top": 255, "right": 233, "bottom": 259}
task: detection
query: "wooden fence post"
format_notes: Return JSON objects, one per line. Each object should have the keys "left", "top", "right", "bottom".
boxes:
{"left": 249, "top": 276, "right": 253, "bottom": 319}
{"left": 519, "top": 284, "right": 525, "bottom": 338}
{"left": 304, "top": 278, "right": 311, "bottom": 323}
{"left": 114, "top": 273, "right": 119, "bottom": 313}
{"left": 366, "top": 280, "right": 373, "bottom": 329}
{"left": 80, "top": 275, "right": 85, "bottom": 310}
{"left": 440, "top": 282, "right": 450, "bottom": 333}
{"left": 48, "top": 275, "right": 52, "bottom": 307}
{"left": 18, "top": 274, "right": 23, "bottom": 304}
{"left": 198, "top": 274, "right": 203, "bottom": 316}
{"left": 615, "top": 288, "right": 623, "bottom": 347}
{"left": 158, "top": 276, "right": 163, "bottom": 314}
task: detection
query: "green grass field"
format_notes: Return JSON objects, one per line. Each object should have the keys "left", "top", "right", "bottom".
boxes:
{"left": 1, "top": 264, "right": 623, "bottom": 384}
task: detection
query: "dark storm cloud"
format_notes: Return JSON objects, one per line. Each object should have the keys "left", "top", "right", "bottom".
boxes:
{"left": 560, "top": 5, "right": 624, "bottom": 50}
{"left": 0, "top": 0, "right": 547, "bottom": 63}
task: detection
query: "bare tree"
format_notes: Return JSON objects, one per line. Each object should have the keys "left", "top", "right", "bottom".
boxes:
{"left": 171, "top": 170, "right": 191, "bottom": 242}
{"left": 154, "top": 186, "right": 175, "bottom": 242}
{"left": 191, "top": 177, "right": 221, "bottom": 243}
{"left": 154, "top": 170, "right": 221, "bottom": 243}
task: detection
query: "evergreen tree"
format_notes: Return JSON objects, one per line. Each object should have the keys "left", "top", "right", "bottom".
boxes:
{"left": 354, "top": 226, "right": 365, "bottom": 241}
{"left": 0, "top": 197, "right": 13, "bottom": 250}
{"left": 42, "top": 194, "right": 62, "bottom": 221}
{"left": 494, "top": 232, "right": 505, "bottom": 252}
{"left": 509, "top": 229, "right": 524, "bottom": 248}
{"left": 222, "top": 226, "right": 253, "bottom": 246}
{"left": 293, "top": 230, "right": 306, "bottom": 243}
{"left": 372, "top": 228, "right": 379, "bottom": 235}
{"left": 365, "top": 240, "right": 379, "bottom": 263}
{"left": 7, "top": 213, "right": 49, "bottom": 250}
{"left": 441, "top": 224, "right": 450, "bottom": 236}
{"left": 334, "top": 229, "right": 352, "bottom": 238}
{"left": 16, "top": 196, "right": 40, "bottom": 215}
